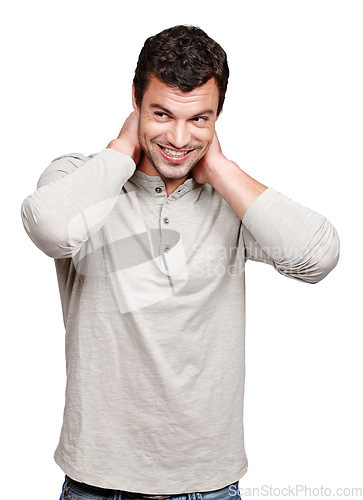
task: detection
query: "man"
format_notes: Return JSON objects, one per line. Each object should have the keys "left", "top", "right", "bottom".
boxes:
{"left": 21, "top": 25, "right": 340, "bottom": 500}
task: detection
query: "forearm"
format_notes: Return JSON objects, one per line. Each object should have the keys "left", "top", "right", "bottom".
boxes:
{"left": 21, "top": 149, "right": 135, "bottom": 259}
{"left": 207, "top": 159, "right": 268, "bottom": 220}
{"left": 241, "top": 188, "right": 340, "bottom": 283}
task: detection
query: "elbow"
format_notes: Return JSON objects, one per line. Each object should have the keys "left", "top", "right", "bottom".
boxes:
{"left": 275, "top": 225, "right": 340, "bottom": 284}
{"left": 308, "top": 229, "right": 340, "bottom": 284}
{"left": 20, "top": 196, "right": 78, "bottom": 259}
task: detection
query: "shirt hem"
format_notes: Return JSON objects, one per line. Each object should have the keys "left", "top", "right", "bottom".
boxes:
{"left": 54, "top": 449, "right": 248, "bottom": 495}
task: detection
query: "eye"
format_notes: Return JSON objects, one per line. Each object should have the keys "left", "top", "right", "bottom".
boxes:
{"left": 192, "top": 116, "right": 208, "bottom": 124}
{"left": 155, "top": 112, "right": 169, "bottom": 119}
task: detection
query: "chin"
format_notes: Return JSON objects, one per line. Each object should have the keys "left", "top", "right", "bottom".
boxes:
{"left": 150, "top": 154, "right": 197, "bottom": 180}
{"left": 155, "top": 164, "right": 193, "bottom": 180}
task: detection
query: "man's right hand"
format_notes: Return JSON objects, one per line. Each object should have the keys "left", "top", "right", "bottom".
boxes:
{"left": 106, "top": 112, "right": 142, "bottom": 165}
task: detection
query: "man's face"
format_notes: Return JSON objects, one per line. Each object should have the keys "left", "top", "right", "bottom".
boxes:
{"left": 133, "top": 75, "right": 219, "bottom": 180}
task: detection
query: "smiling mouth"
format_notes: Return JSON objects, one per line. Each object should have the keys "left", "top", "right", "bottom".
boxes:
{"left": 158, "top": 145, "right": 194, "bottom": 161}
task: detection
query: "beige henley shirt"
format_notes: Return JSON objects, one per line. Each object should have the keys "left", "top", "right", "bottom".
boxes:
{"left": 21, "top": 148, "right": 340, "bottom": 495}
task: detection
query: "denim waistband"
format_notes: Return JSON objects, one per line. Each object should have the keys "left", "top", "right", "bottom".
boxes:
{"left": 65, "top": 475, "right": 175, "bottom": 499}
{"left": 65, "top": 475, "right": 237, "bottom": 499}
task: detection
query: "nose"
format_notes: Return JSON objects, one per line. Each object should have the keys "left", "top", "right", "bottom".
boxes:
{"left": 167, "top": 120, "right": 191, "bottom": 149}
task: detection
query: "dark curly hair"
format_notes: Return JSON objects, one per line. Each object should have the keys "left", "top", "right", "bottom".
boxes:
{"left": 133, "top": 25, "right": 229, "bottom": 116}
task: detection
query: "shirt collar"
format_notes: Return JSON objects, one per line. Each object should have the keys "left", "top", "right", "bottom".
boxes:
{"left": 130, "top": 168, "right": 201, "bottom": 197}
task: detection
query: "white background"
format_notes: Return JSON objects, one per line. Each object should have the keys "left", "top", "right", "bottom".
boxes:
{"left": 2, "top": 1, "right": 362, "bottom": 498}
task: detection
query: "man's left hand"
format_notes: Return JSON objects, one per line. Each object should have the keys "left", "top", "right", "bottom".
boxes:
{"left": 192, "top": 131, "right": 226, "bottom": 185}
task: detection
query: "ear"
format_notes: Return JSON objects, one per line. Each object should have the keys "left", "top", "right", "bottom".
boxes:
{"left": 132, "top": 83, "right": 139, "bottom": 115}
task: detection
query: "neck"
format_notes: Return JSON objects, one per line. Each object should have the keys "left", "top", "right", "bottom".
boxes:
{"left": 137, "top": 155, "right": 189, "bottom": 197}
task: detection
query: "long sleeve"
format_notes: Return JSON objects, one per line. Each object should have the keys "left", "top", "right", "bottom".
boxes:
{"left": 20, "top": 148, "right": 136, "bottom": 259}
{"left": 240, "top": 187, "right": 340, "bottom": 284}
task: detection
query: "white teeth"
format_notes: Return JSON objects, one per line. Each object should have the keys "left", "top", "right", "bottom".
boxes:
{"left": 161, "top": 147, "right": 190, "bottom": 157}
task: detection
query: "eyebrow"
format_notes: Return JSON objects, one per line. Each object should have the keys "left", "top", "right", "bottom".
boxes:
{"left": 150, "top": 104, "right": 215, "bottom": 118}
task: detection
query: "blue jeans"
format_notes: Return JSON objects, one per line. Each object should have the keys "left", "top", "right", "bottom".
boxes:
{"left": 59, "top": 475, "right": 241, "bottom": 500}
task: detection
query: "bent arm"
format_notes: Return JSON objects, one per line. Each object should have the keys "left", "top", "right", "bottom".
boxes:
{"left": 21, "top": 148, "right": 136, "bottom": 259}
{"left": 194, "top": 132, "right": 339, "bottom": 284}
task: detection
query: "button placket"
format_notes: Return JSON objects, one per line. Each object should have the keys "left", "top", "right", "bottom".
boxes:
{"left": 160, "top": 198, "right": 172, "bottom": 252}
{"left": 159, "top": 199, "right": 176, "bottom": 274}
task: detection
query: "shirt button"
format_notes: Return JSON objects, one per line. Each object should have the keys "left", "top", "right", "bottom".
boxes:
{"left": 164, "top": 246, "right": 170, "bottom": 253}
{"left": 163, "top": 217, "right": 169, "bottom": 224}
{"left": 155, "top": 187, "right": 162, "bottom": 193}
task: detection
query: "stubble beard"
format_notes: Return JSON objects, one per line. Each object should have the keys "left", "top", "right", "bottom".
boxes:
{"left": 137, "top": 118, "right": 203, "bottom": 180}
{"left": 149, "top": 149, "right": 197, "bottom": 180}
